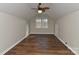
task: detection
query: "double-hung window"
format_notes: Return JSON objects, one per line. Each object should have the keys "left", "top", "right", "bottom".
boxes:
{"left": 36, "top": 18, "right": 48, "bottom": 28}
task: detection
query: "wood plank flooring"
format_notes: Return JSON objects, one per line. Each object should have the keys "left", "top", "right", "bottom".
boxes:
{"left": 5, "top": 34, "right": 74, "bottom": 55}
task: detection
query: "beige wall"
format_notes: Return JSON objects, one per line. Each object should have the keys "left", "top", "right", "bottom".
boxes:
{"left": 55, "top": 11, "right": 79, "bottom": 54}
{"left": 0, "top": 12, "right": 28, "bottom": 54}
{"left": 29, "top": 17, "right": 55, "bottom": 34}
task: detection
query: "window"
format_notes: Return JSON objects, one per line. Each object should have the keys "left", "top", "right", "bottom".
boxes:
{"left": 36, "top": 19, "right": 41, "bottom": 28}
{"left": 36, "top": 18, "right": 48, "bottom": 28}
{"left": 42, "top": 19, "right": 48, "bottom": 28}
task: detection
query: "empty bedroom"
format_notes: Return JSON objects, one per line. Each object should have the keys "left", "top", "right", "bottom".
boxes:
{"left": 0, "top": 3, "right": 79, "bottom": 55}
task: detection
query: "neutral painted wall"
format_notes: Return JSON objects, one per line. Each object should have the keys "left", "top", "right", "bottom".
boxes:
{"left": 29, "top": 16, "right": 55, "bottom": 34}
{"left": 0, "top": 12, "right": 28, "bottom": 54}
{"left": 55, "top": 10, "right": 79, "bottom": 54}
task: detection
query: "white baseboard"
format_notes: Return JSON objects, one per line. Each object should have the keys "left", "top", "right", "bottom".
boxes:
{"left": 54, "top": 34, "right": 78, "bottom": 55}
{"left": 1, "top": 33, "right": 78, "bottom": 55}
{"left": 1, "top": 34, "right": 29, "bottom": 55}
{"left": 29, "top": 33, "right": 54, "bottom": 34}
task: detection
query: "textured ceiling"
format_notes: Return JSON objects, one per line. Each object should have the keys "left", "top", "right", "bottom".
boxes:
{"left": 0, "top": 3, "right": 79, "bottom": 20}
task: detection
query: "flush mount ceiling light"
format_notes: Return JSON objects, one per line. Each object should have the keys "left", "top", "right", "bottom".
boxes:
{"left": 38, "top": 10, "right": 42, "bottom": 14}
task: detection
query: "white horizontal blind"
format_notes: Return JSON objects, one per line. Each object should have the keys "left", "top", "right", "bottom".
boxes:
{"left": 42, "top": 19, "right": 48, "bottom": 28}
{"left": 36, "top": 18, "right": 48, "bottom": 28}
{"left": 36, "top": 19, "right": 41, "bottom": 28}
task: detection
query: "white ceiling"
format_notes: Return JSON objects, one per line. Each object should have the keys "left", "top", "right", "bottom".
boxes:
{"left": 0, "top": 3, "right": 79, "bottom": 20}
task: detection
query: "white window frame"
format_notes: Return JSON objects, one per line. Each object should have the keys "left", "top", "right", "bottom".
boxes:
{"left": 36, "top": 18, "right": 48, "bottom": 28}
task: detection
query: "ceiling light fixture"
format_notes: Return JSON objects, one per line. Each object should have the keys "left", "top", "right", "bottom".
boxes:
{"left": 38, "top": 10, "right": 42, "bottom": 14}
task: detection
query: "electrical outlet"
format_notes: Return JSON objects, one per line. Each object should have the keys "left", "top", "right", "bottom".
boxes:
{"left": 65, "top": 42, "right": 67, "bottom": 44}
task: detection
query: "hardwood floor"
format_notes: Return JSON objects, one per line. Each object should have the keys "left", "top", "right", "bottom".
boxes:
{"left": 5, "top": 34, "right": 74, "bottom": 55}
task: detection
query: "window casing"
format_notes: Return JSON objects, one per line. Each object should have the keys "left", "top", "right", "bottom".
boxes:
{"left": 36, "top": 18, "right": 48, "bottom": 28}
